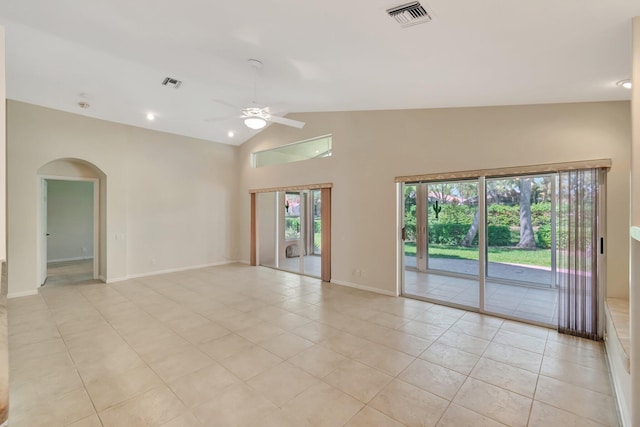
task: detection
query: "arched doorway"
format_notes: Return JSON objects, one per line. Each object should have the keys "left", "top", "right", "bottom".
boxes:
{"left": 36, "top": 158, "right": 106, "bottom": 286}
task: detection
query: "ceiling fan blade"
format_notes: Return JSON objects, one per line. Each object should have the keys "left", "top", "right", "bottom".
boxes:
{"left": 268, "top": 115, "right": 305, "bottom": 129}
{"left": 204, "top": 114, "right": 242, "bottom": 122}
{"left": 211, "top": 98, "right": 243, "bottom": 111}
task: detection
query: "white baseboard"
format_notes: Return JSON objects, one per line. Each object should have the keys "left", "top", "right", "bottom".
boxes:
{"left": 7, "top": 290, "right": 39, "bottom": 299}
{"left": 238, "top": 260, "right": 251, "bottom": 265}
{"left": 48, "top": 256, "right": 94, "bottom": 263}
{"left": 107, "top": 260, "right": 238, "bottom": 283}
{"left": 604, "top": 324, "right": 631, "bottom": 427}
{"left": 331, "top": 279, "right": 398, "bottom": 297}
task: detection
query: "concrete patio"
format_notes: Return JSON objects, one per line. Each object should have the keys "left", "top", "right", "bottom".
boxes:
{"left": 404, "top": 256, "right": 558, "bottom": 326}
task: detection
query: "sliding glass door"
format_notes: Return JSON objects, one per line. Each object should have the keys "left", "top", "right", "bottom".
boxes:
{"left": 257, "top": 190, "right": 322, "bottom": 278}
{"left": 402, "top": 173, "right": 571, "bottom": 325}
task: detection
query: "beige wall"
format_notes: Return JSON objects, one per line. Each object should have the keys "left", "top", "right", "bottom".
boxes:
{"left": 629, "top": 15, "right": 640, "bottom": 427}
{"left": 7, "top": 100, "right": 238, "bottom": 297}
{"left": 238, "top": 102, "right": 631, "bottom": 298}
{"left": 0, "top": 27, "right": 6, "bottom": 262}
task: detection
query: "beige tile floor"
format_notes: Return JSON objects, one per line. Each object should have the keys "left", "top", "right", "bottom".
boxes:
{"left": 7, "top": 263, "right": 619, "bottom": 426}
{"left": 45, "top": 259, "right": 95, "bottom": 286}
{"left": 268, "top": 255, "right": 322, "bottom": 278}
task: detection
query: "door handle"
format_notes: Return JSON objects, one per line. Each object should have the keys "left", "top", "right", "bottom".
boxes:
{"left": 46, "top": 233, "right": 51, "bottom": 236}
{"left": 401, "top": 227, "right": 406, "bottom": 241}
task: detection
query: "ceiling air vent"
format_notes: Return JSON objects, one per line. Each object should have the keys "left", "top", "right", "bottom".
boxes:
{"left": 161, "top": 77, "right": 182, "bottom": 89}
{"left": 387, "top": 2, "right": 431, "bottom": 28}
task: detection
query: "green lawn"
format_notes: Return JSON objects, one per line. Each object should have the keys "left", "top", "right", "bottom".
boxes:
{"left": 404, "top": 242, "right": 551, "bottom": 268}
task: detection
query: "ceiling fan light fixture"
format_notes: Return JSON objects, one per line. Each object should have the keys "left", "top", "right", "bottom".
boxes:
{"left": 244, "top": 117, "right": 267, "bottom": 130}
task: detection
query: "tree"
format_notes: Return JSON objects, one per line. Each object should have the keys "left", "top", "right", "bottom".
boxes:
{"left": 461, "top": 209, "right": 479, "bottom": 247}
{"left": 404, "top": 185, "right": 417, "bottom": 241}
{"left": 516, "top": 178, "right": 537, "bottom": 248}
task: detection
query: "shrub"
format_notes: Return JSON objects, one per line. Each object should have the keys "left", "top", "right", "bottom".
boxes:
{"left": 531, "top": 202, "right": 551, "bottom": 226}
{"left": 428, "top": 223, "right": 470, "bottom": 245}
{"left": 487, "top": 204, "right": 519, "bottom": 227}
{"left": 428, "top": 224, "right": 511, "bottom": 246}
{"left": 428, "top": 204, "right": 476, "bottom": 224}
{"left": 285, "top": 218, "right": 300, "bottom": 240}
{"left": 405, "top": 205, "right": 417, "bottom": 240}
{"left": 536, "top": 224, "right": 551, "bottom": 249}
{"left": 486, "top": 226, "right": 512, "bottom": 246}
{"left": 486, "top": 202, "right": 551, "bottom": 227}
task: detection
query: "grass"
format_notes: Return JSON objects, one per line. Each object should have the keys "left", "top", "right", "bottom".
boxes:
{"left": 404, "top": 242, "right": 551, "bottom": 268}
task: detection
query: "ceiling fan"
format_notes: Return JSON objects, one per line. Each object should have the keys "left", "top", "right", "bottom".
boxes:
{"left": 208, "top": 59, "right": 305, "bottom": 131}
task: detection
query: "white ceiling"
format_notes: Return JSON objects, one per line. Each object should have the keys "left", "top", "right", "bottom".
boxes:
{"left": 1, "top": 0, "right": 639, "bottom": 145}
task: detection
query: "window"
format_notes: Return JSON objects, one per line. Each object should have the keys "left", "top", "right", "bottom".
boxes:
{"left": 252, "top": 135, "right": 332, "bottom": 168}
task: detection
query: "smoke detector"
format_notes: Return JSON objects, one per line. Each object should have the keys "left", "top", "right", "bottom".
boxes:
{"left": 387, "top": 2, "right": 432, "bottom": 28}
{"left": 161, "top": 77, "right": 183, "bottom": 89}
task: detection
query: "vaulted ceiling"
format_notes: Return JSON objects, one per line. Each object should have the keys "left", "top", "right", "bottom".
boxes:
{"left": 1, "top": 0, "right": 639, "bottom": 145}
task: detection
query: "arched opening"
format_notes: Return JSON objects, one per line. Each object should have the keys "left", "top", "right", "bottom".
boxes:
{"left": 36, "top": 158, "right": 107, "bottom": 286}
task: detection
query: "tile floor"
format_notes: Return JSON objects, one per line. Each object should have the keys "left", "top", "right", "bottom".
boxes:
{"left": 45, "top": 259, "right": 94, "bottom": 286}
{"left": 268, "top": 255, "right": 322, "bottom": 278}
{"left": 8, "top": 263, "right": 618, "bottom": 426}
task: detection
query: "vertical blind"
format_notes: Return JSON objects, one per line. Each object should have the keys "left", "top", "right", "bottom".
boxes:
{"left": 557, "top": 168, "right": 602, "bottom": 340}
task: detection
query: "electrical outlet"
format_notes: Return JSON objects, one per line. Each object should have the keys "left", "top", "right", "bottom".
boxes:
{"left": 151, "top": 258, "right": 157, "bottom": 265}
{"left": 81, "top": 247, "right": 87, "bottom": 253}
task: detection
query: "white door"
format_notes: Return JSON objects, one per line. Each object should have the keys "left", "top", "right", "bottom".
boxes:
{"left": 40, "top": 179, "right": 48, "bottom": 285}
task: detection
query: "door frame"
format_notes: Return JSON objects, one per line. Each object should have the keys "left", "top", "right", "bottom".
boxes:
{"left": 36, "top": 175, "right": 100, "bottom": 286}
{"left": 250, "top": 183, "right": 332, "bottom": 282}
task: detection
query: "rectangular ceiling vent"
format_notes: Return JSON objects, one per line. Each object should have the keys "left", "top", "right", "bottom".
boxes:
{"left": 387, "top": 2, "right": 432, "bottom": 28}
{"left": 161, "top": 77, "right": 182, "bottom": 89}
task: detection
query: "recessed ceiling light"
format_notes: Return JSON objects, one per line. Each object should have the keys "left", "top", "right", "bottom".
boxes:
{"left": 228, "top": 131, "right": 235, "bottom": 137}
{"left": 78, "top": 102, "right": 90, "bottom": 109}
{"left": 146, "top": 113, "right": 155, "bottom": 121}
{"left": 616, "top": 79, "right": 632, "bottom": 89}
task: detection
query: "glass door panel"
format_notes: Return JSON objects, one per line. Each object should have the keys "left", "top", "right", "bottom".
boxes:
{"left": 426, "top": 180, "right": 479, "bottom": 278}
{"left": 257, "top": 192, "right": 278, "bottom": 269}
{"left": 299, "top": 190, "right": 321, "bottom": 277}
{"left": 402, "top": 181, "right": 479, "bottom": 308}
{"left": 484, "top": 175, "right": 558, "bottom": 324}
{"left": 403, "top": 184, "right": 419, "bottom": 271}
{"left": 311, "top": 190, "right": 322, "bottom": 256}
{"left": 280, "top": 192, "right": 304, "bottom": 274}
{"left": 277, "top": 191, "right": 322, "bottom": 278}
